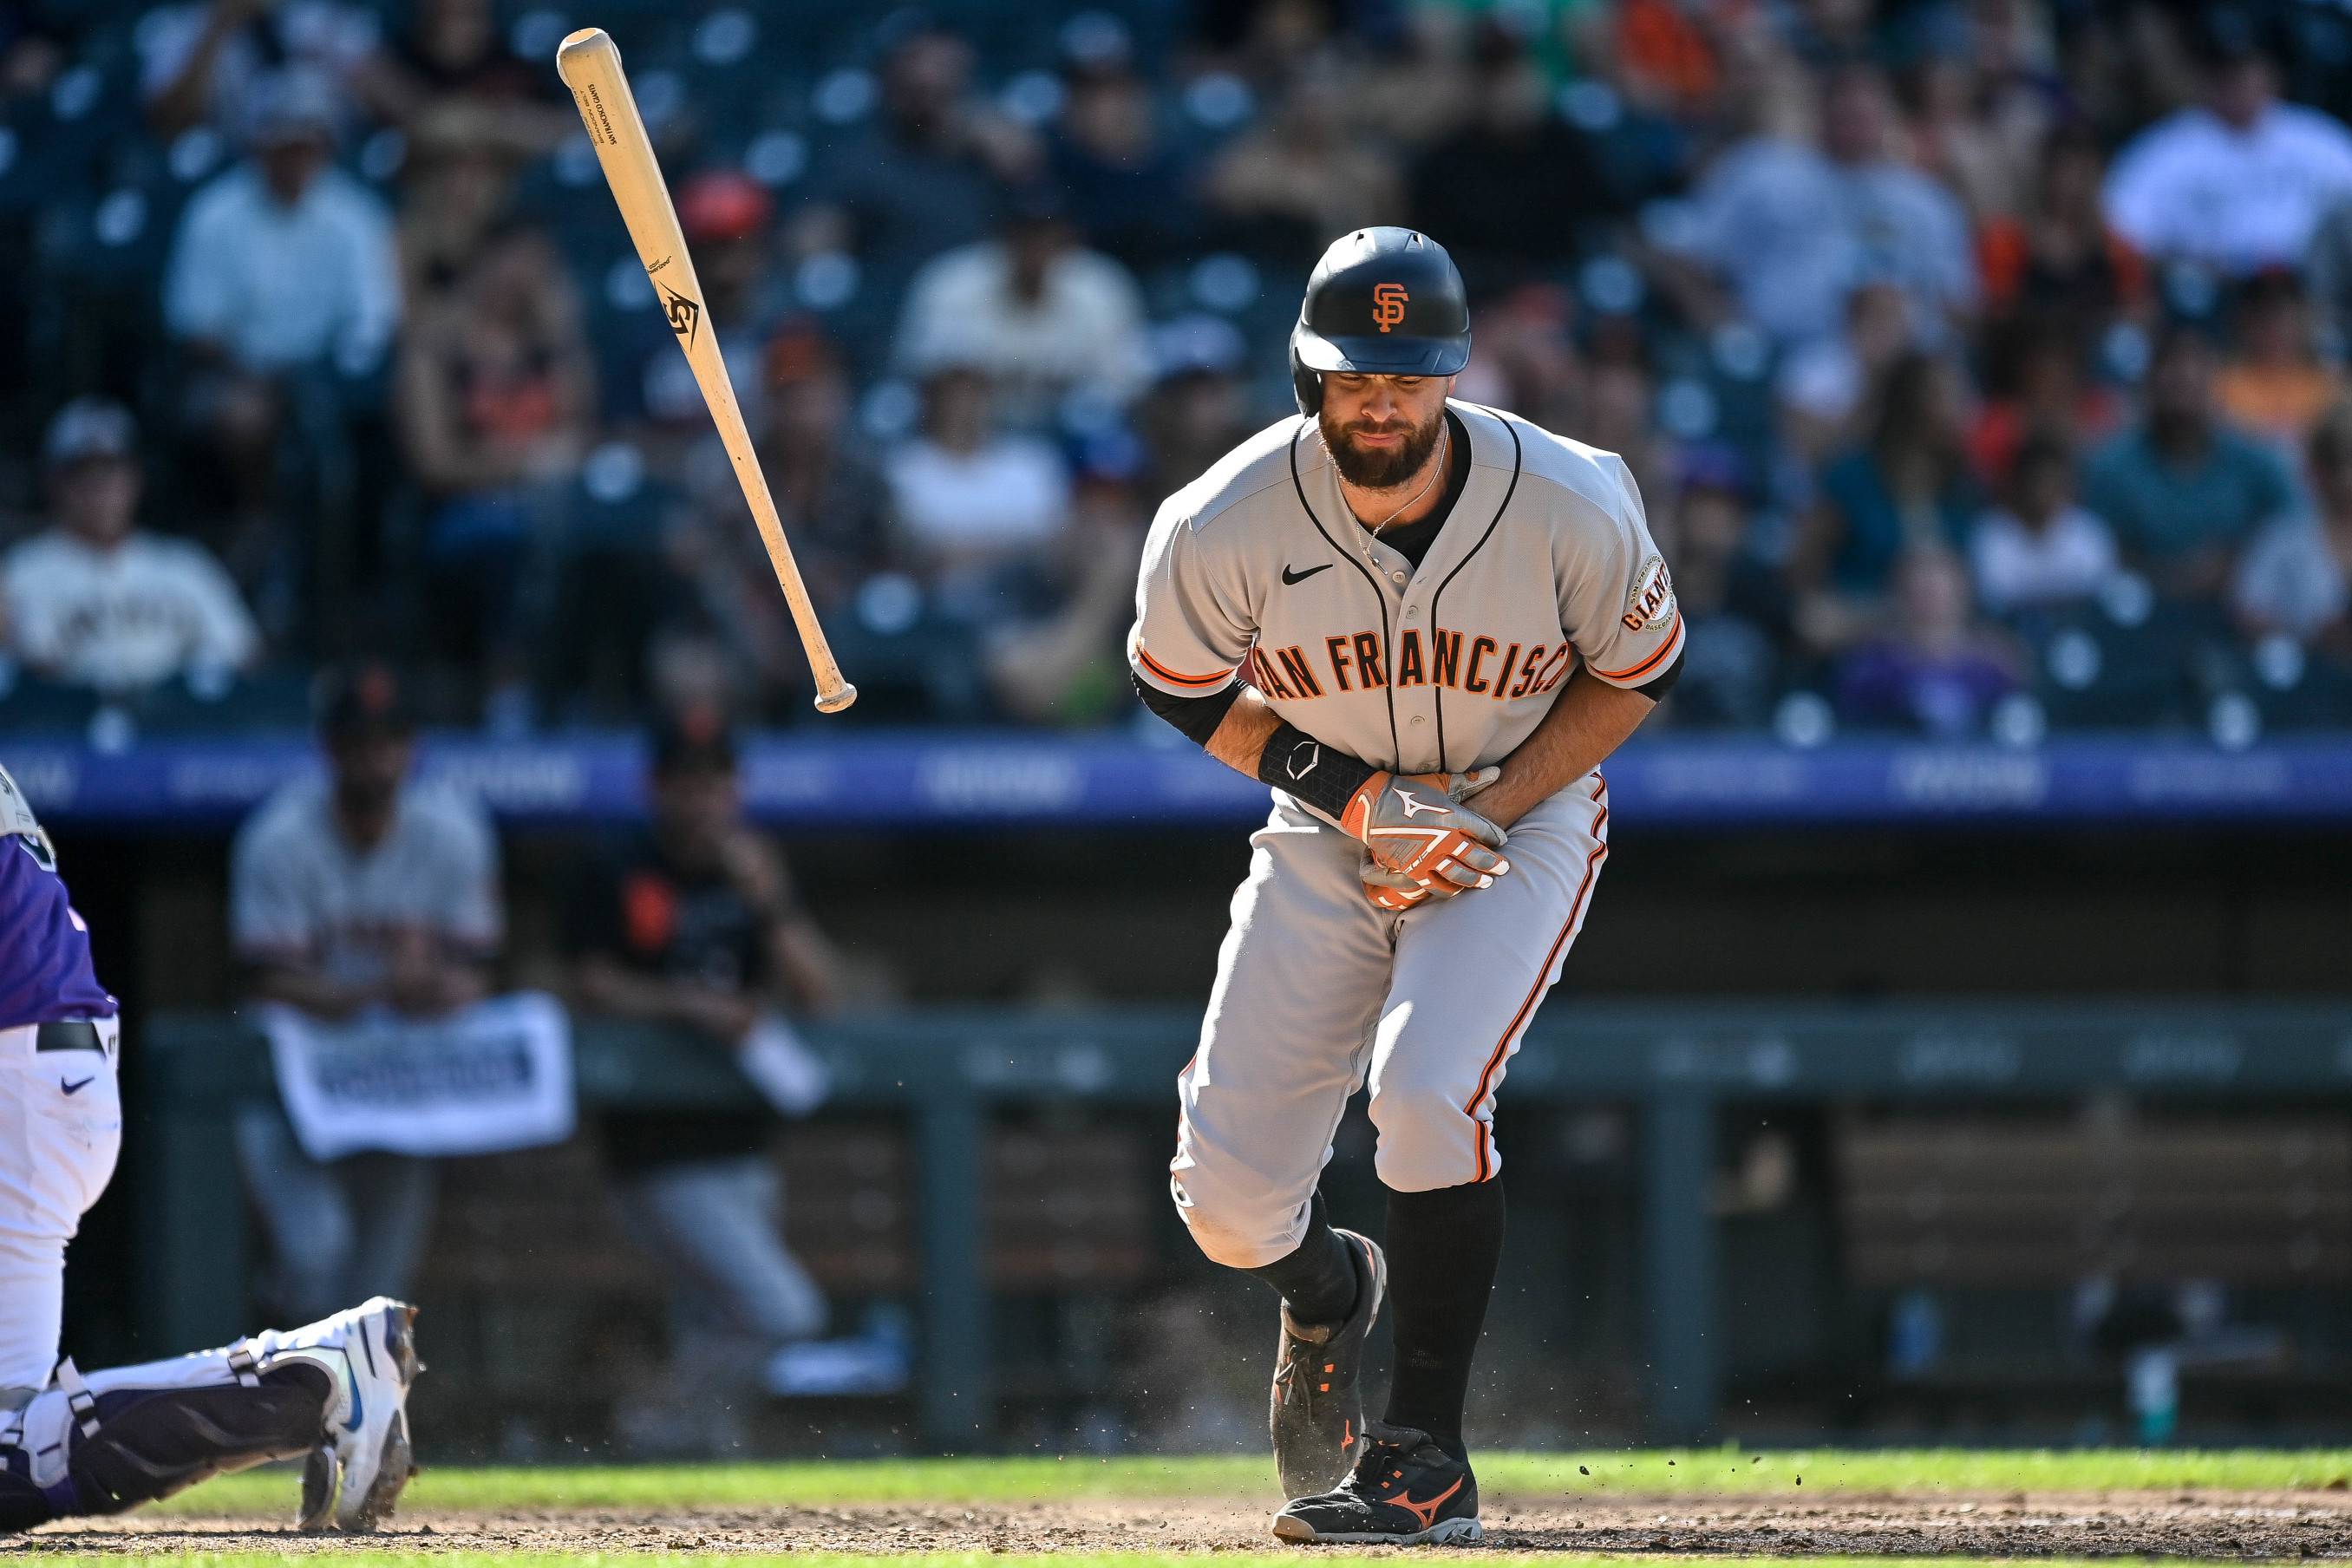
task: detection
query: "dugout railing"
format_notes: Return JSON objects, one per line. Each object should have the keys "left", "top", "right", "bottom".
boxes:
{"left": 140, "top": 1003, "right": 2352, "bottom": 1447}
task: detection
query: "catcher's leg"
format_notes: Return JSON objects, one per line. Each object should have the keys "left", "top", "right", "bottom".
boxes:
{"left": 0, "top": 1018, "right": 122, "bottom": 1396}
{"left": 0, "top": 1297, "right": 422, "bottom": 1534}
{"left": 0, "top": 1016, "right": 121, "bottom": 1532}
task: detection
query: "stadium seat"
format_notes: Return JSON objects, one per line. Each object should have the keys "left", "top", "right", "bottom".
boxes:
{"left": 2016, "top": 599, "right": 2229, "bottom": 732}
{"left": 815, "top": 610, "right": 990, "bottom": 726}
{"left": 126, "top": 669, "right": 316, "bottom": 735}
{"left": 0, "top": 670, "right": 100, "bottom": 735}
{"left": 2238, "top": 642, "right": 2352, "bottom": 732}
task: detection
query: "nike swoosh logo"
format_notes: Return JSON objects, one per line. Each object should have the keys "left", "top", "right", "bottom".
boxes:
{"left": 1282, "top": 563, "right": 1334, "bottom": 585}
{"left": 60, "top": 1076, "right": 93, "bottom": 1095}
{"left": 342, "top": 1332, "right": 368, "bottom": 1432}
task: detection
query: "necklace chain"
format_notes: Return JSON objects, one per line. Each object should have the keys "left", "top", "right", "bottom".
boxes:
{"left": 1343, "top": 424, "right": 1449, "bottom": 536}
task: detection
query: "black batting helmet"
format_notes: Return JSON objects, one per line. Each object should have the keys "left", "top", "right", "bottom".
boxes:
{"left": 1290, "top": 228, "right": 1473, "bottom": 415}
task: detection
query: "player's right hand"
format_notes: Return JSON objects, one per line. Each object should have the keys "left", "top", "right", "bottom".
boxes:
{"left": 1341, "top": 768, "right": 1511, "bottom": 905}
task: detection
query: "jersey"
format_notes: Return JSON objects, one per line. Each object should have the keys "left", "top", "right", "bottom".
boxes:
{"left": 1127, "top": 401, "right": 1681, "bottom": 778}
{"left": 231, "top": 775, "right": 502, "bottom": 988}
{"left": 561, "top": 833, "right": 783, "bottom": 1173}
{"left": 0, "top": 764, "right": 115, "bottom": 1030}
{"left": 3, "top": 528, "right": 259, "bottom": 691}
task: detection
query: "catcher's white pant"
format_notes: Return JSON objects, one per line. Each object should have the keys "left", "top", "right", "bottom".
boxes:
{"left": 0, "top": 1019, "right": 121, "bottom": 1391}
{"left": 1173, "top": 774, "right": 1610, "bottom": 1268}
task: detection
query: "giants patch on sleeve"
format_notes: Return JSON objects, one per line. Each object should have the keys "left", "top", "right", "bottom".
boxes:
{"left": 1622, "top": 554, "right": 1676, "bottom": 632}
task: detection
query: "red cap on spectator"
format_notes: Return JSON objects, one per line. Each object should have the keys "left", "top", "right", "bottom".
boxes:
{"left": 678, "top": 170, "right": 774, "bottom": 244}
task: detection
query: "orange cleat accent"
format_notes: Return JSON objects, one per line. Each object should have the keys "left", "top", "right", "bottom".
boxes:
{"left": 1392, "top": 1477, "right": 1465, "bottom": 1530}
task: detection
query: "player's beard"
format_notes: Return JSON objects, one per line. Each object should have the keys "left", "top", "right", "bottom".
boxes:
{"left": 1320, "top": 402, "right": 1446, "bottom": 492}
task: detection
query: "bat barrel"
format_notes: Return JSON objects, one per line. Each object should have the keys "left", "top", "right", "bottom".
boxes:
{"left": 554, "top": 27, "right": 616, "bottom": 82}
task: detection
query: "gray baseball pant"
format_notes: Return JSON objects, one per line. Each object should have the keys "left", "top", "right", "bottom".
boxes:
{"left": 1172, "top": 773, "right": 1610, "bottom": 1268}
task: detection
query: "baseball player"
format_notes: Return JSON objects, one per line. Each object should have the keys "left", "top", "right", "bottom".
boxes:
{"left": 0, "top": 763, "right": 421, "bottom": 1533}
{"left": 1129, "top": 229, "right": 1682, "bottom": 1544}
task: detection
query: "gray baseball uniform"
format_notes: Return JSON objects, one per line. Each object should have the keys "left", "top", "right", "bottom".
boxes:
{"left": 1129, "top": 400, "right": 1679, "bottom": 1267}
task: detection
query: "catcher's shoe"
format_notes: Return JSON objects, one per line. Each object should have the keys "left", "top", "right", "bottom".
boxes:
{"left": 1272, "top": 1422, "right": 1480, "bottom": 1545}
{"left": 1269, "top": 1228, "right": 1386, "bottom": 1500}
{"left": 273, "top": 1297, "right": 422, "bottom": 1532}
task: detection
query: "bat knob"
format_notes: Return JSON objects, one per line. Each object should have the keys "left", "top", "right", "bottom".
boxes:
{"left": 814, "top": 683, "right": 858, "bottom": 714}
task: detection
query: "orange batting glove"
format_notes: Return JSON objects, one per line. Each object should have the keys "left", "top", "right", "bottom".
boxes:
{"left": 1361, "top": 861, "right": 1432, "bottom": 911}
{"left": 1341, "top": 768, "right": 1510, "bottom": 908}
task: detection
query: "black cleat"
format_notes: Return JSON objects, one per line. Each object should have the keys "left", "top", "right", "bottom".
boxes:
{"left": 1269, "top": 1228, "right": 1385, "bottom": 1500}
{"left": 1272, "top": 1422, "right": 1481, "bottom": 1545}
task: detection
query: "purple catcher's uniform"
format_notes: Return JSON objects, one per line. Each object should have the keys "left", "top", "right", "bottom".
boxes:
{"left": 0, "top": 762, "right": 424, "bottom": 1535}
{"left": 0, "top": 773, "right": 118, "bottom": 1392}
{"left": 0, "top": 835, "right": 116, "bottom": 1027}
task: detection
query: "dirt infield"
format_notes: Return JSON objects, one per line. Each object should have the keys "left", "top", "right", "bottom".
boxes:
{"left": 36, "top": 1491, "right": 2352, "bottom": 1556}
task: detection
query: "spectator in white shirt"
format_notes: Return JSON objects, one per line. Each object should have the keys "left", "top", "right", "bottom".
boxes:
{"left": 2102, "top": 46, "right": 2352, "bottom": 277}
{"left": 1970, "top": 433, "right": 2120, "bottom": 615}
{"left": 164, "top": 66, "right": 402, "bottom": 526}
{"left": 167, "top": 69, "right": 401, "bottom": 376}
{"left": 893, "top": 185, "right": 1150, "bottom": 432}
{"left": 2235, "top": 399, "right": 2352, "bottom": 650}
{"left": 3, "top": 399, "right": 259, "bottom": 692}
{"left": 884, "top": 364, "right": 1069, "bottom": 622}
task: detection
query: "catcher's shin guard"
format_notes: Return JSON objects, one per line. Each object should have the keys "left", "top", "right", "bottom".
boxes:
{"left": 0, "top": 1297, "right": 421, "bottom": 1532}
{"left": 65, "top": 1363, "right": 335, "bottom": 1515}
{"left": 0, "top": 1417, "right": 49, "bottom": 1535}
{"left": 2, "top": 1354, "right": 331, "bottom": 1528}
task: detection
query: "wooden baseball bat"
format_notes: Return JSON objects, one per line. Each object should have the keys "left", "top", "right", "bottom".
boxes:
{"left": 555, "top": 27, "right": 856, "bottom": 714}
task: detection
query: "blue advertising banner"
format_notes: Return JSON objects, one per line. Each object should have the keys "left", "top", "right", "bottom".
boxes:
{"left": 3, "top": 731, "right": 2349, "bottom": 828}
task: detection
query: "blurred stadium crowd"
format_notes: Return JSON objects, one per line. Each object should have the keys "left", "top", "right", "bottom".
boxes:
{"left": 3, "top": 0, "right": 2352, "bottom": 741}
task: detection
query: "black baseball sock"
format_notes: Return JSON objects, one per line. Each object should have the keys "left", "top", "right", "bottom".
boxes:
{"left": 1244, "top": 1189, "right": 1360, "bottom": 1326}
{"left": 1381, "top": 1178, "right": 1505, "bottom": 1464}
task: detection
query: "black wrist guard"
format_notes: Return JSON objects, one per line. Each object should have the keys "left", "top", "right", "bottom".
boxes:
{"left": 1257, "top": 722, "right": 1379, "bottom": 821}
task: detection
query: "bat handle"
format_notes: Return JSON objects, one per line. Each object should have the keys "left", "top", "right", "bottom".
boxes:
{"left": 814, "top": 683, "right": 858, "bottom": 715}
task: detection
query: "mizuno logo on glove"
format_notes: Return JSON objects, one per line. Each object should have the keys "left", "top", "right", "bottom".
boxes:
{"left": 1391, "top": 787, "right": 1444, "bottom": 817}
{"left": 1340, "top": 768, "right": 1512, "bottom": 908}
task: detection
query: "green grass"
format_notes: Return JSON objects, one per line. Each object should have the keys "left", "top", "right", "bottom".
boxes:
{"left": 140, "top": 1448, "right": 2352, "bottom": 1519}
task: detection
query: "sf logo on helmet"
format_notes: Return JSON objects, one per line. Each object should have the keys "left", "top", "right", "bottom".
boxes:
{"left": 1371, "top": 283, "right": 1409, "bottom": 334}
